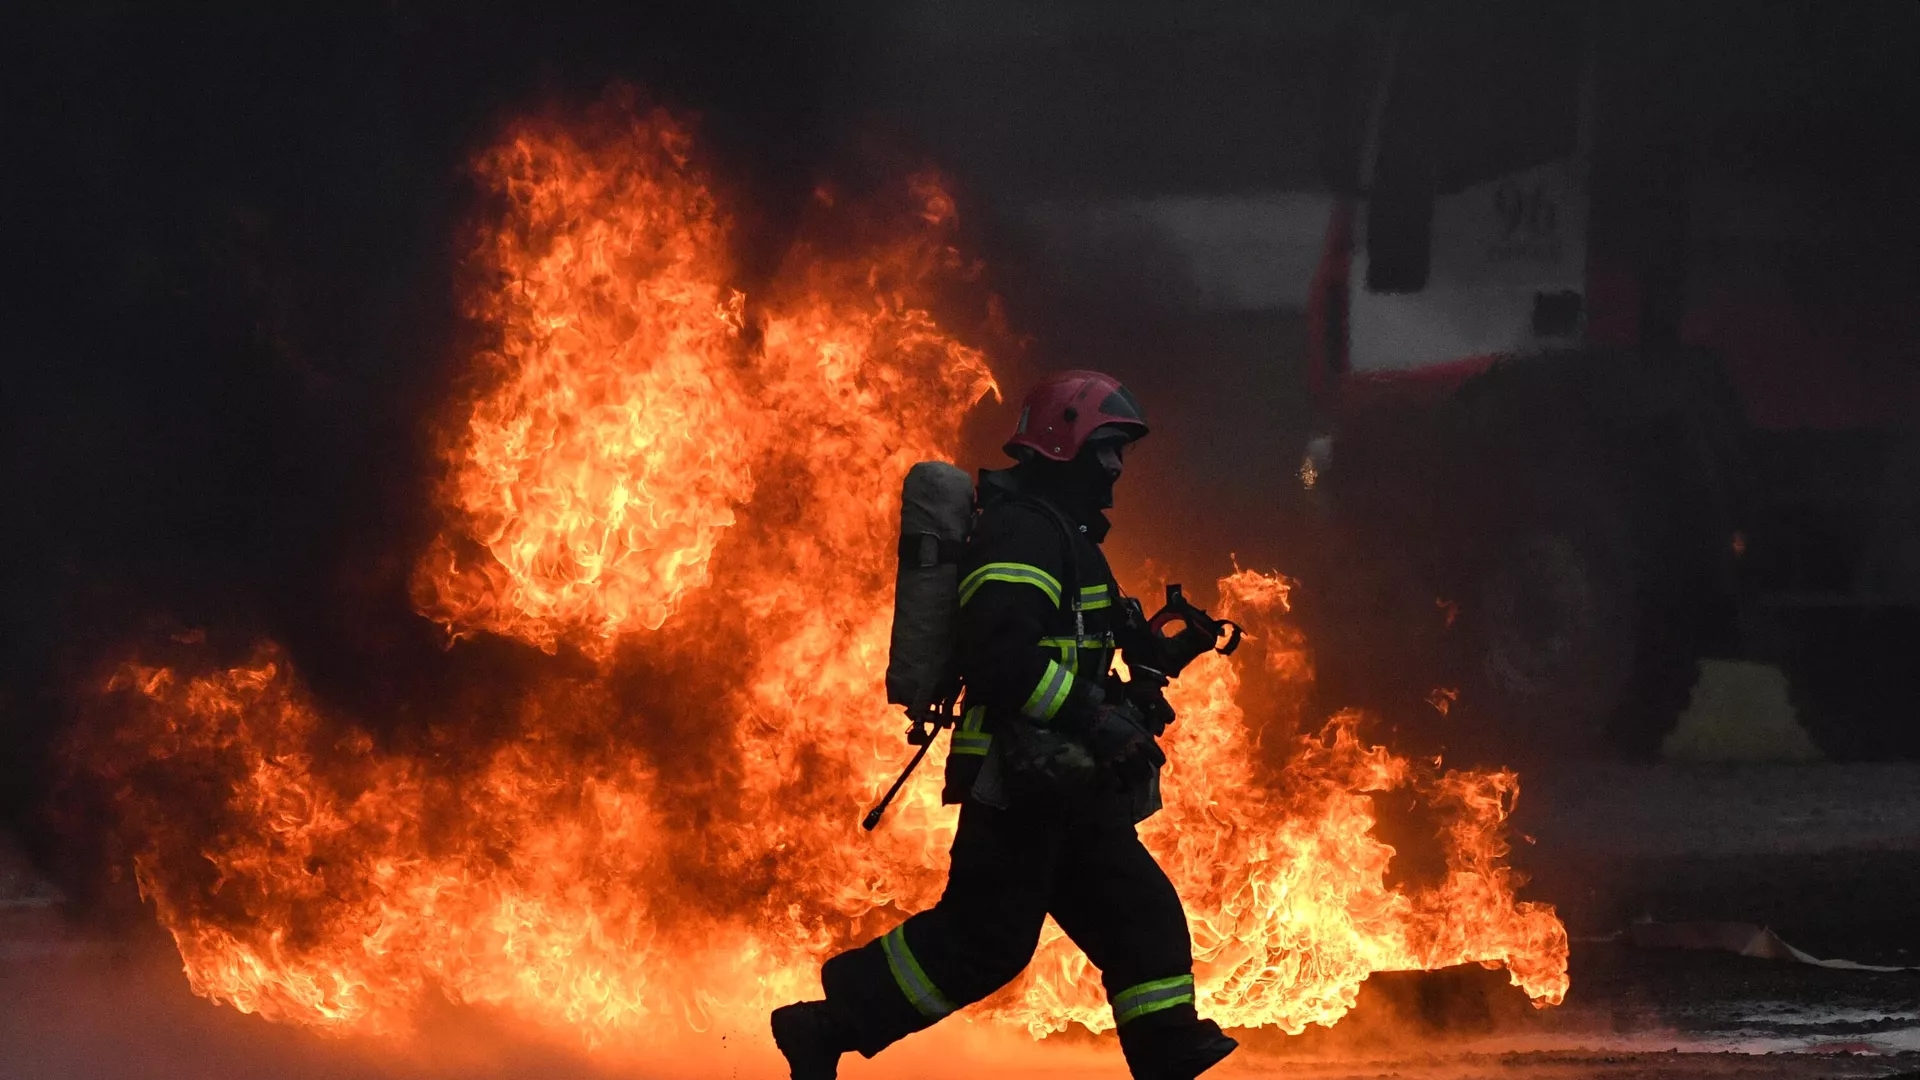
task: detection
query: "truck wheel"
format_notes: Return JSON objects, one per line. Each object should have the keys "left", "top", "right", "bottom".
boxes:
{"left": 1444, "top": 352, "right": 1658, "bottom": 761}
{"left": 1445, "top": 349, "right": 1737, "bottom": 760}
{"left": 1460, "top": 486, "right": 1638, "bottom": 761}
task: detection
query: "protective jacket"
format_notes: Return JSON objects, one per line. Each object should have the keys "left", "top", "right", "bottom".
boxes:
{"left": 942, "top": 466, "right": 1123, "bottom": 806}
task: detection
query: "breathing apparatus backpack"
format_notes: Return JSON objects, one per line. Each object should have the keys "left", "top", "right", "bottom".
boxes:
{"left": 883, "top": 462, "right": 975, "bottom": 728}
{"left": 862, "top": 462, "right": 974, "bottom": 830}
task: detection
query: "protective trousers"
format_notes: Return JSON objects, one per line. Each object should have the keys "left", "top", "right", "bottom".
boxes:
{"left": 819, "top": 790, "right": 1217, "bottom": 1078}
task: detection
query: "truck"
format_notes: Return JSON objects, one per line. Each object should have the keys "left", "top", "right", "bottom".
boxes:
{"left": 1296, "top": 1, "right": 1920, "bottom": 760}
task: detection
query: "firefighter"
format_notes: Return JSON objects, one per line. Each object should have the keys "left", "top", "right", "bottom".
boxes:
{"left": 771, "top": 371, "right": 1238, "bottom": 1080}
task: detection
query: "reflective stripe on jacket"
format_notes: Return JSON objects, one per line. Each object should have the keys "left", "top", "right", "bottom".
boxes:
{"left": 942, "top": 481, "right": 1121, "bottom": 803}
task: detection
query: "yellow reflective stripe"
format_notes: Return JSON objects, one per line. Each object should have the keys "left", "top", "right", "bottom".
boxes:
{"left": 1040, "top": 633, "right": 1116, "bottom": 676}
{"left": 959, "top": 563, "right": 1062, "bottom": 607}
{"left": 1037, "top": 635, "right": 1080, "bottom": 674}
{"left": 1020, "top": 660, "right": 1075, "bottom": 722}
{"left": 1040, "top": 635, "right": 1109, "bottom": 649}
{"left": 953, "top": 706, "right": 991, "bottom": 756}
{"left": 882, "top": 926, "right": 955, "bottom": 1018}
{"left": 1111, "top": 974, "right": 1195, "bottom": 1026}
{"left": 1078, "top": 584, "right": 1113, "bottom": 611}
{"left": 951, "top": 733, "right": 992, "bottom": 757}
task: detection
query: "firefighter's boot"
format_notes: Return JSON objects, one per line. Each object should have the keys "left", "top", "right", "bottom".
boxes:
{"left": 1121, "top": 1016, "right": 1239, "bottom": 1080}
{"left": 770, "top": 1000, "right": 856, "bottom": 1080}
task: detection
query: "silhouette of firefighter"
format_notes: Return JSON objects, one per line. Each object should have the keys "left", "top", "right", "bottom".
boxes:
{"left": 773, "top": 371, "right": 1238, "bottom": 1080}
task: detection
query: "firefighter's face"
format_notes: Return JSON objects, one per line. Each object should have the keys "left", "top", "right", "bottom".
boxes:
{"left": 1073, "top": 436, "right": 1127, "bottom": 510}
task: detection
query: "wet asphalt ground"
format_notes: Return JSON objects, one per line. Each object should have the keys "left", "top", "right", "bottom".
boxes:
{"left": 3, "top": 762, "right": 1917, "bottom": 1079}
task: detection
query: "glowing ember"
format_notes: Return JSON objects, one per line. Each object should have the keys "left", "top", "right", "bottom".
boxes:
{"left": 74, "top": 91, "right": 1566, "bottom": 1052}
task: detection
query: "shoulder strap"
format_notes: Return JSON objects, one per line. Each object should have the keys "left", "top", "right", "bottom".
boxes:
{"left": 1010, "top": 496, "right": 1084, "bottom": 607}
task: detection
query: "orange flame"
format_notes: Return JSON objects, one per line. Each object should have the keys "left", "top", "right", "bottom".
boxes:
{"left": 77, "top": 92, "right": 1566, "bottom": 1053}
{"left": 411, "top": 100, "right": 757, "bottom": 654}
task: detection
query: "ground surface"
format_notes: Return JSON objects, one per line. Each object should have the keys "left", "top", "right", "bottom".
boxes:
{"left": 4, "top": 763, "right": 1918, "bottom": 1079}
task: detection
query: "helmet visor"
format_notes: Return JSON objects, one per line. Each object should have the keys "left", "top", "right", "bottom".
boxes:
{"left": 1097, "top": 385, "right": 1146, "bottom": 423}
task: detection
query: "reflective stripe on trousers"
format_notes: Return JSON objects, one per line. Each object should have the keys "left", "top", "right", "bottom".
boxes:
{"left": 881, "top": 924, "right": 956, "bottom": 1019}
{"left": 1111, "top": 973, "right": 1195, "bottom": 1026}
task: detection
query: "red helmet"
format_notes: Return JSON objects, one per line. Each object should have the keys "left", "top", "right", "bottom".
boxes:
{"left": 1004, "top": 370, "right": 1149, "bottom": 462}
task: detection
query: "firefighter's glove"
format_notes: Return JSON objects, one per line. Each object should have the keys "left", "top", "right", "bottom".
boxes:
{"left": 1116, "top": 598, "right": 1176, "bottom": 680}
{"left": 1084, "top": 701, "right": 1166, "bottom": 787}
{"left": 1112, "top": 665, "right": 1175, "bottom": 736}
{"left": 1126, "top": 680, "right": 1177, "bottom": 737}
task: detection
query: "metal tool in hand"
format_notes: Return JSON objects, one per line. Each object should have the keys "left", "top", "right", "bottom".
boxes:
{"left": 1125, "top": 583, "right": 1243, "bottom": 685}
